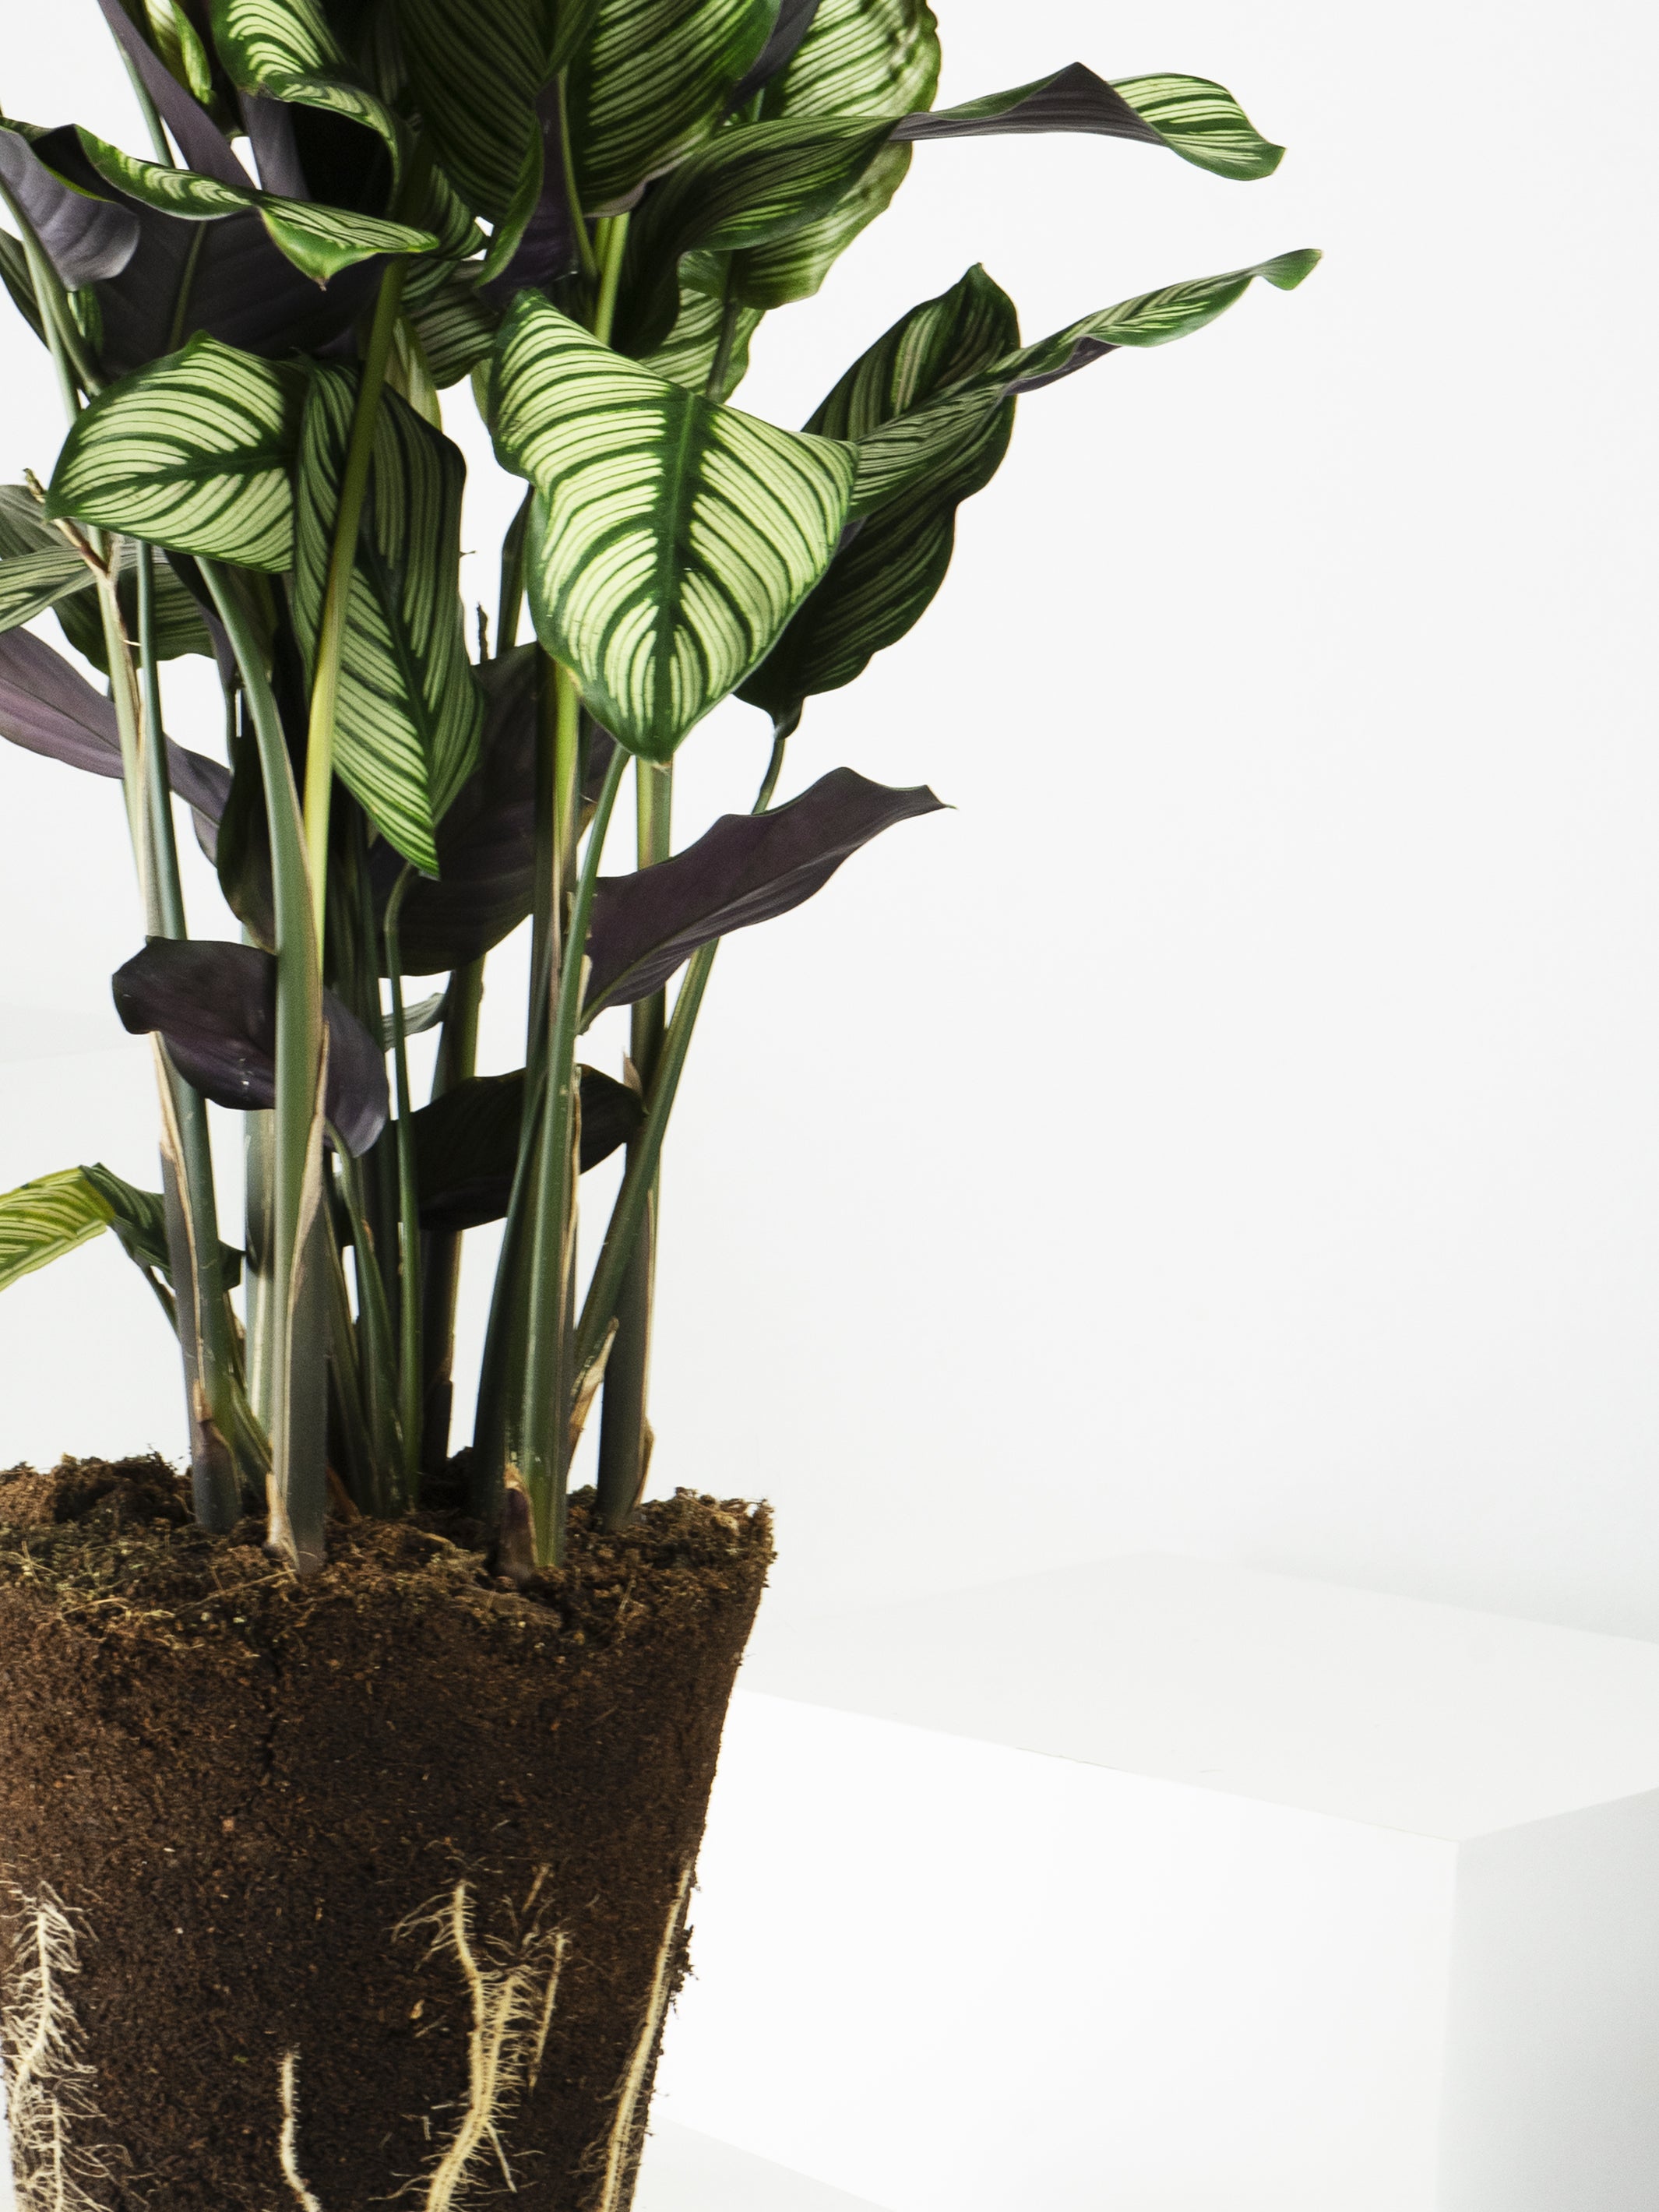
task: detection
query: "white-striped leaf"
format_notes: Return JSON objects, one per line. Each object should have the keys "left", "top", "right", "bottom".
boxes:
{"left": 897, "top": 64, "right": 1283, "bottom": 181}
{"left": 739, "top": 262, "right": 1015, "bottom": 728}
{"left": 0, "top": 1168, "right": 112, "bottom": 1294}
{"left": 731, "top": 0, "right": 939, "bottom": 310}
{"left": 391, "top": 0, "right": 598, "bottom": 225}
{"left": 210, "top": 0, "right": 405, "bottom": 178}
{"left": 566, "top": 0, "right": 776, "bottom": 212}
{"left": 45, "top": 335, "right": 305, "bottom": 572}
{"left": 489, "top": 292, "right": 855, "bottom": 760}
{"left": 144, "top": 0, "right": 218, "bottom": 104}
{"left": 291, "top": 369, "right": 483, "bottom": 872}
{"left": 405, "top": 266, "right": 499, "bottom": 388}
{"left": 0, "top": 547, "right": 90, "bottom": 632}
{"left": 742, "top": 252, "right": 1319, "bottom": 729}
{"left": 637, "top": 257, "right": 761, "bottom": 400}
{"left": 76, "top": 131, "right": 439, "bottom": 284}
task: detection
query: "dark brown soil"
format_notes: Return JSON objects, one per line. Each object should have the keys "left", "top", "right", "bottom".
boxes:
{"left": 0, "top": 1456, "right": 771, "bottom": 2211}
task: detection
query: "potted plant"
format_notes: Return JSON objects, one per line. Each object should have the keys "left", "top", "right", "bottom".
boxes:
{"left": 0, "top": 2, "right": 1316, "bottom": 2203}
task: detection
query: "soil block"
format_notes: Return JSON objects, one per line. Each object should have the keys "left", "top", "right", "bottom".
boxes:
{"left": 0, "top": 1456, "right": 770, "bottom": 2211}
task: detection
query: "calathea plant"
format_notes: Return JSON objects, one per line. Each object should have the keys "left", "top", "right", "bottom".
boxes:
{"left": 0, "top": 7, "right": 1312, "bottom": 2200}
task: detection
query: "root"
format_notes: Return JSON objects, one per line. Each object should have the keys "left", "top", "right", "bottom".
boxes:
{"left": 392, "top": 1880, "right": 569, "bottom": 2211}
{"left": 277, "top": 2052, "right": 325, "bottom": 2212}
{"left": 1, "top": 1887, "right": 118, "bottom": 2212}
{"left": 594, "top": 1865, "right": 692, "bottom": 2212}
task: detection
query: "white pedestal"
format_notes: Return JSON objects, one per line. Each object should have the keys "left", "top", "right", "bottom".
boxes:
{"left": 634, "top": 2119, "right": 890, "bottom": 2210}
{"left": 652, "top": 1555, "right": 1659, "bottom": 2212}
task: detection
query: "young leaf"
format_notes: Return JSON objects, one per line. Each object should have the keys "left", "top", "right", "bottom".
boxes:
{"left": 728, "top": 0, "right": 940, "bottom": 312}
{"left": 0, "top": 626, "right": 231, "bottom": 819}
{"left": 476, "top": 83, "right": 580, "bottom": 304}
{"left": 0, "top": 1168, "right": 113, "bottom": 1294}
{"left": 411, "top": 1064, "right": 643, "bottom": 1231}
{"left": 210, "top": 0, "right": 405, "bottom": 181}
{"left": 45, "top": 333, "right": 305, "bottom": 570}
{"left": 111, "top": 939, "right": 389, "bottom": 1156}
{"left": 583, "top": 766, "right": 944, "bottom": 1016}
{"left": 490, "top": 293, "right": 855, "bottom": 759}
{"left": 75, "top": 130, "right": 440, "bottom": 284}
{"left": 291, "top": 370, "right": 483, "bottom": 873}
{"left": 566, "top": 0, "right": 777, "bottom": 211}
{"left": 899, "top": 65, "right": 1284, "bottom": 182}
{"left": 0, "top": 126, "right": 141, "bottom": 289}
{"left": 739, "top": 262, "right": 1016, "bottom": 728}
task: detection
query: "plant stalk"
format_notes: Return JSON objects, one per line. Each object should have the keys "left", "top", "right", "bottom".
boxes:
{"left": 383, "top": 867, "right": 424, "bottom": 1496}
{"left": 421, "top": 956, "right": 483, "bottom": 1478}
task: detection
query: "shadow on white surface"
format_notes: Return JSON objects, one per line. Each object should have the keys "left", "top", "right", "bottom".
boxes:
{"left": 636, "top": 2119, "right": 893, "bottom": 2212}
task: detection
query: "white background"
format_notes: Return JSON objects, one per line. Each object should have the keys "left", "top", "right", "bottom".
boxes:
{"left": 2, "top": 0, "right": 1657, "bottom": 1642}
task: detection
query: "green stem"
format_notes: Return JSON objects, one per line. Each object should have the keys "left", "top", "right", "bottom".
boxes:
{"left": 334, "top": 1147, "right": 404, "bottom": 1513}
{"left": 557, "top": 70, "right": 598, "bottom": 287}
{"left": 498, "top": 490, "right": 531, "bottom": 654}
{"left": 592, "top": 211, "right": 630, "bottom": 347}
{"left": 518, "top": 743, "right": 628, "bottom": 1565}
{"left": 0, "top": 176, "right": 100, "bottom": 403}
{"left": 576, "top": 734, "right": 787, "bottom": 1383}
{"left": 200, "top": 559, "right": 329, "bottom": 1571}
{"left": 706, "top": 291, "right": 743, "bottom": 400}
{"left": 383, "top": 867, "right": 424, "bottom": 1497}
{"left": 301, "top": 261, "right": 410, "bottom": 946}
{"left": 119, "top": 51, "right": 174, "bottom": 166}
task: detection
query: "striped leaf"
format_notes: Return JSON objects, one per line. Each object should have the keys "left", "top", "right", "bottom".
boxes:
{"left": 742, "top": 251, "right": 1319, "bottom": 730}
{"left": 143, "top": 0, "right": 218, "bottom": 104}
{"left": 210, "top": 0, "right": 404, "bottom": 177}
{"left": 0, "top": 1168, "right": 112, "bottom": 1294}
{"left": 45, "top": 334, "right": 305, "bottom": 572}
{"left": 489, "top": 291, "right": 855, "bottom": 759}
{"left": 54, "top": 543, "right": 215, "bottom": 673}
{"left": 76, "top": 131, "right": 439, "bottom": 284}
{"left": 897, "top": 65, "right": 1283, "bottom": 182}
{"left": 79, "top": 1160, "right": 244, "bottom": 1288}
{"left": 405, "top": 266, "right": 499, "bottom": 388}
{"left": 0, "top": 547, "right": 91, "bottom": 632}
{"left": 731, "top": 0, "right": 939, "bottom": 309}
{"left": 391, "top": 0, "right": 595, "bottom": 225}
{"left": 291, "top": 369, "right": 483, "bottom": 872}
{"left": 637, "top": 258, "right": 761, "bottom": 400}
{"left": 566, "top": 0, "right": 776, "bottom": 212}
{"left": 740, "top": 263, "right": 1015, "bottom": 728}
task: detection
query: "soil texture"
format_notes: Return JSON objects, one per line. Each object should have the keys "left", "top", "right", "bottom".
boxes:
{"left": 0, "top": 1456, "right": 770, "bottom": 2211}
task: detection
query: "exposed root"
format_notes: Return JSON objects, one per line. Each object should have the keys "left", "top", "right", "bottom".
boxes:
{"left": 594, "top": 1865, "right": 692, "bottom": 2212}
{"left": 1, "top": 1887, "right": 118, "bottom": 2212}
{"left": 392, "top": 1880, "right": 569, "bottom": 2211}
{"left": 277, "top": 2052, "right": 326, "bottom": 2212}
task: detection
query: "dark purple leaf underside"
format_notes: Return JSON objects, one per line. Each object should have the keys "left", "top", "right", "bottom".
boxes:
{"left": 111, "top": 939, "right": 389, "bottom": 1155}
{"left": 411, "top": 1065, "right": 643, "bottom": 1232}
{"left": 0, "top": 128, "right": 139, "bottom": 287}
{"left": 0, "top": 628, "right": 230, "bottom": 820}
{"left": 584, "top": 766, "right": 945, "bottom": 1016}
{"left": 91, "top": 0, "right": 255, "bottom": 186}
{"left": 477, "top": 84, "right": 580, "bottom": 308}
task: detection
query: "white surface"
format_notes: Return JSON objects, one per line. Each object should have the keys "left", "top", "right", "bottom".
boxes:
{"left": 655, "top": 1559, "right": 1659, "bottom": 2210}
{"left": 4, "top": 5, "right": 1659, "bottom": 1636}
{"left": 636, "top": 2119, "right": 893, "bottom": 2212}
{"left": 746, "top": 1552, "right": 1659, "bottom": 1837}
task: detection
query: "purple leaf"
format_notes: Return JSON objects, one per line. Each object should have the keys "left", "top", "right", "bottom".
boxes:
{"left": 241, "top": 93, "right": 308, "bottom": 199}
{"left": 411, "top": 1065, "right": 644, "bottom": 1232}
{"left": 0, "top": 127, "right": 139, "bottom": 287}
{"left": 111, "top": 940, "right": 389, "bottom": 1156}
{"left": 0, "top": 628, "right": 231, "bottom": 821}
{"left": 890, "top": 63, "right": 1164, "bottom": 146}
{"left": 91, "top": 0, "right": 255, "bottom": 187}
{"left": 371, "top": 646, "right": 617, "bottom": 974}
{"left": 583, "top": 767, "right": 944, "bottom": 1018}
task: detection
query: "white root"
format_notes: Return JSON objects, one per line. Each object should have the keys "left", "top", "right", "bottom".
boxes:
{"left": 594, "top": 1865, "right": 692, "bottom": 2212}
{"left": 277, "top": 2052, "right": 326, "bottom": 2212}
{"left": 1, "top": 1888, "right": 117, "bottom": 2212}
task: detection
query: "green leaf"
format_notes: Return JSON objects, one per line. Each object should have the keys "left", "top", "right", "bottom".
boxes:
{"left": 0, "top": 1168, "right": 112, "bottom": 1293}
{"left": 44, "top": 334, "right": 305, "bottom": 572}
{"left": 567, "top": 0, "right": 776, "bottom": 211}
{"left": 291, "top": 369, "right": 484, "bottom": 872}
{"left": 75, "top": 129, "right": 439, "bottom": 283}
{"left": 0, "top": 480, "right": 90, "bottom": 635}
{"left": 905, "top": 66, "right": 1284, "bottom": 182}
{"left": 80, "top": 1160, "right": 244, "bottom": 1289}
{"left": 731, "top": 0, "right": 940, "bottom": 309}
{"left": 392, "top": 0, "right": 587, "bottom": 225}
{"left": 54, "top": 544, "right": 215, "bottom": 673}
{"left": 210, "top": 0, "right": 405, "bottom": 178}
{"left": 144, "top": 0, "right": 218, "bottom": 104}
{"left": 489, "top": 291, "right": 856, "bottom": 760}
{"left": 741, "top": 251, "right": 1319, "bottom": 730}
{"left": 739, "top": 263, "right": 1016, "bottom": 729}
{"left": 637, "top": 257, "right": 761, "bottom": 400}
{"left": 404, "top": 266, "right": 499, "bottom": 388}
